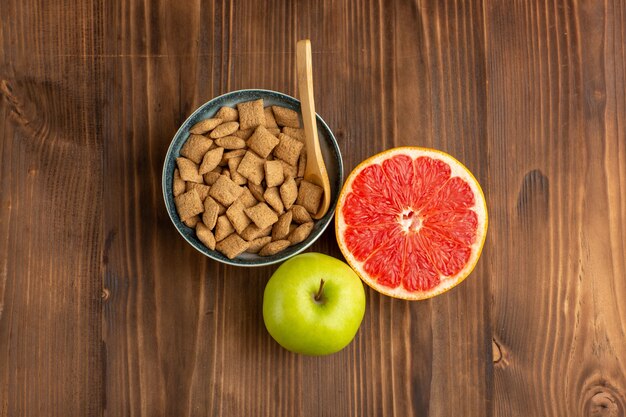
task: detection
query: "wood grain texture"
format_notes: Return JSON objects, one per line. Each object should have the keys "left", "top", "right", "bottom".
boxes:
{"left": 486, "top": 0, "right": 626, "bottom": 416}
{"left": 0, "top": 0, "right": 104, "bottom": 416}
{"left": 1, "top": 0, "right": 625, "bottom": 416}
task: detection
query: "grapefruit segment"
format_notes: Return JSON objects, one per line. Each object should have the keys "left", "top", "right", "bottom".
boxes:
{"left": 362, "top": 232, "right": 405, "bottom": 288}
{"left": 424, "top": 209, "right": 478, "bottom": 246}
{"left": 381, "top": 154, "right": 415, "bottom": 208}
{"left": 350, "top": 164, "right": 391, "bottom": 202}
{"left": 411, "top": 156, "right": 451, "bottom": 209}
{"left": 335, "top": 147, "right": 488, "bottom": 300}
{"left": 343, "top": 223, "right": 402, "bottom": 262}
{"left": 422, "top": 176, "right": 475, "bottom": 212}
{"left": 342, "top": 192, "right": 397, "bottom": 226}
{"left": 418, "top": 228, "right": 471, "bottom": 277}
{"left": 403, "top": 234, "right": 440, "bottom": 292}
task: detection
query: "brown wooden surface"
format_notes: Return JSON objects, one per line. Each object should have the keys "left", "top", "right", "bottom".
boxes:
{"left": 1, "top": 0, "right": 625, "bottom": 416}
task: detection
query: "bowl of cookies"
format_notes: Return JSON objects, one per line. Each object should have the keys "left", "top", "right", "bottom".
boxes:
{"left": 162, "top": 89, "right": 343, "bottom": 266}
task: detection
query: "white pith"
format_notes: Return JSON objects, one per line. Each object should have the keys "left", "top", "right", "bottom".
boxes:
{"left": 398, "top": 209, "right": 423, "bottom": 233}
{"left": 336, "top": 148, "right": 488, "bottom": 300}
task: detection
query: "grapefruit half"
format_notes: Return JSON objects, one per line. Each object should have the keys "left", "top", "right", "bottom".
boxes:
{"left": 335, "top": 147, "right": 487, "bottom": 300}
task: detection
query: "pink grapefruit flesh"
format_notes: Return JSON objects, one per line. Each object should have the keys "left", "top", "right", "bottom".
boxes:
{"left": 335, "top": 147, "right": 487, "bottom": 300}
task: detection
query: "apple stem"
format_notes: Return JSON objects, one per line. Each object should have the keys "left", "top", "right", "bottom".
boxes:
{"left": 314, "top": 279, "right": 325, "bottom": 302}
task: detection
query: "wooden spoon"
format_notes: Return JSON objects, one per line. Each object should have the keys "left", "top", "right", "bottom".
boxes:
{"left": 296, "top": 39, "right": 331, "bottom": 219}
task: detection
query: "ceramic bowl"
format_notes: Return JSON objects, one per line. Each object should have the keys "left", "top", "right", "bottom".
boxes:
{"left": 162, "top": 89, "right": 343, "bottom": 267}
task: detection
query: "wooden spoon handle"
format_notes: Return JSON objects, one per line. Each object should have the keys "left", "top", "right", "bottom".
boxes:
{"left": 296, "top": 39, "right": 331, "bottom": 218}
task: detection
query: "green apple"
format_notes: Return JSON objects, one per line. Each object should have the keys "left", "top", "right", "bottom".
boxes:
{"left": 263, "top": 252, "right": 366, "bottom": 355}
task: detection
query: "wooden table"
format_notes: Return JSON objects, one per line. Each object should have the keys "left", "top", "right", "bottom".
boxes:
{"left": 1, "top": 1, "right": 625, "bottom": 416}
